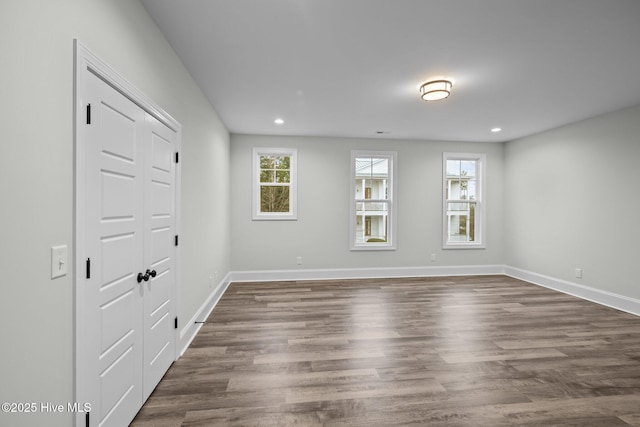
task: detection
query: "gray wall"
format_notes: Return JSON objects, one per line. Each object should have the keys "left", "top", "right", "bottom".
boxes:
{"left": 231, "top": 134, "right": 504, "bottom": 271}
{"left": 2, "top": 1, "right": 639, "bottom": 426}
{"left": 0, "top": 1, "right": 230, "bottom": 426}
{"left": 504, "top": 104, "right": 640, "bottom": 298}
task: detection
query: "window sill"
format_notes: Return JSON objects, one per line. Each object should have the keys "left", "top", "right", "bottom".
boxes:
{"left": 442, "top": 243, "right": 486, "bottom": 250}
{"left": 252, "top": 215, "right": 297, "bottom": 221}
{"left": 350, "top": 245, "right": 397, "bottom": 251}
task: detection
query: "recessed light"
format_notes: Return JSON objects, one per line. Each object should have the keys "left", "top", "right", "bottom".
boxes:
{"left": 491, "top": 127, "right": 502, "bottom": 133}
{"left": 274, "top": 118, "right": 284, "bottom": 125}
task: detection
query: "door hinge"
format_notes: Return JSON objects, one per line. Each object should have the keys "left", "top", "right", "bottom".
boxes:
{"left": 175, "top": 235, "right": 178, "bottom": 246}
{"left": 175, "top": 152, "right": 179, "bottom": 163}
{"left": 174, "top": 316, "right": 178, "bottom": 329}
{"left": 86, "top": 258, "right": 91, "bottom": 279}
{"left": 86, "top": 104, "right": 91, "bottom": 125}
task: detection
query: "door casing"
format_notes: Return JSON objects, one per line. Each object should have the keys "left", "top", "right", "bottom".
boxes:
{"left": 73, "top": 40, "right": 182, "bottom": 427}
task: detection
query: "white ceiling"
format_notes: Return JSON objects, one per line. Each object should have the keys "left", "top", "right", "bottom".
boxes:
{"left": 141, "top": 0, "right": 640, "bottom": 142}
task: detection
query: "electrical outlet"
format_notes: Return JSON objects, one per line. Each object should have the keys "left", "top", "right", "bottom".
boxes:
{"left": 575, "top": 268, "right": 582, "bottom": 279}
{"left": 296, "top": 256, "right": 303, "bottom": 265}
{"left": 430, "top": 253, "right": 437, "bottom": 262}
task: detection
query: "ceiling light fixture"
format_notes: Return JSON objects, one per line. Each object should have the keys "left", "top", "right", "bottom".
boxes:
{"left": 274, "top": 118, "right": 284, "bottom": 124}
{"left": 420, "top": 79, "right": 452, "bottom": 101}
{"left": 491, "top": 127, "right": 502, "bottom": 133}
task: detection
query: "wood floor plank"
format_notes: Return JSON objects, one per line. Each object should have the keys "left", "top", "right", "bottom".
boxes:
{"left": 131, "top": 275, "right": 640, "bottom": 426}
{"left": 227, "top": 368, "right": 380, "bottom": 392}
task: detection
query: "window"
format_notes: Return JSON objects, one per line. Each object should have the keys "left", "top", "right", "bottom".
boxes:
{"left": 252, "top": 148, "right": 297, "bottom": 220}
{"left": 350, "top": 151, "right": 396, "bottom": 250}
{"left": 443, "top": 153, "right": 485, "bottom": 248}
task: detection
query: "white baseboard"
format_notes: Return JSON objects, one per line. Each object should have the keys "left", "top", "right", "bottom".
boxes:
{"left": 230, "top": 265, "right": 640, "bottom": 316}
{"left": 229, "top": 264, "right": 506, "bottom": 282}
{"left": 177, "top": 272, "right": 232, "bottom": 357}
{"left": 504, "top": 266, "right": 640, "bottom": 316}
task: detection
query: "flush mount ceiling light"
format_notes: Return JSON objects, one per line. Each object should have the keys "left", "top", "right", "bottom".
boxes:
{"left": 274, "top": 118, "right": 284, "bottom": 125}
{"left": 419, "top": 79, "right": 452, "bottom": 101}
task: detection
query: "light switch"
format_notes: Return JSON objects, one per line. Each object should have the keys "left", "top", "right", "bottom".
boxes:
{"left": 51, "top": 245, "right": 68, "bottom": 279}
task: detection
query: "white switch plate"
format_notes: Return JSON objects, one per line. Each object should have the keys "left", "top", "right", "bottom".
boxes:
{"left": 51, "top": 245, "right": 68, "bottom": 279}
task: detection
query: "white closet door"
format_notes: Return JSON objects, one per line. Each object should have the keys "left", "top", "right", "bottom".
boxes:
{"left": 82, "top": 71, "right": 177, "bottom": 426}
{"left": 84, "top": 71, "right": 145, "bottom": 427}
{"left": 142, "top": 114, "right": 177, "bottom": 399}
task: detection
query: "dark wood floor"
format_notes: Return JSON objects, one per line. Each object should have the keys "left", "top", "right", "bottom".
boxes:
{"left": 131, "top": 275, "right": 640, "bottom": 426}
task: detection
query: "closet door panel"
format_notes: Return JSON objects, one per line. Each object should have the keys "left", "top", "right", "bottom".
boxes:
{"left": 142, "top": 114, "right": 177, "bottom": 399}
{"left": 84, "top": 71, "right": 145, "bottom": 427}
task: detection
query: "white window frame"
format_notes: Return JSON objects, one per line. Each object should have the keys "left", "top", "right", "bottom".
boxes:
{"left": 350, "top": 150, "right": 397, "bottom": 251}
{"left": 442, "top": 152, "right": 486, "bottom": 249}
{"left": 252, "top": 147, "right": 298, "bottom": 220}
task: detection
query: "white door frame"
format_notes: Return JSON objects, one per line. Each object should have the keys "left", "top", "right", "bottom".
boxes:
{"left": 73, "top": 40, "right": 182, "bottom": 427}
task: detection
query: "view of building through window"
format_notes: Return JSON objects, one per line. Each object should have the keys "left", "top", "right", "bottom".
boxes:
{"left": 354, "top": 157, "right": 389, "bottom": 244}
{"left": 445, "top": 158, "right": 478, "bottom": 244}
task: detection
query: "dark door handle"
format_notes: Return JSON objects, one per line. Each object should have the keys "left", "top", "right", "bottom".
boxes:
{"left": 137, "top": 270, "right": 156, "bottom": 283}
